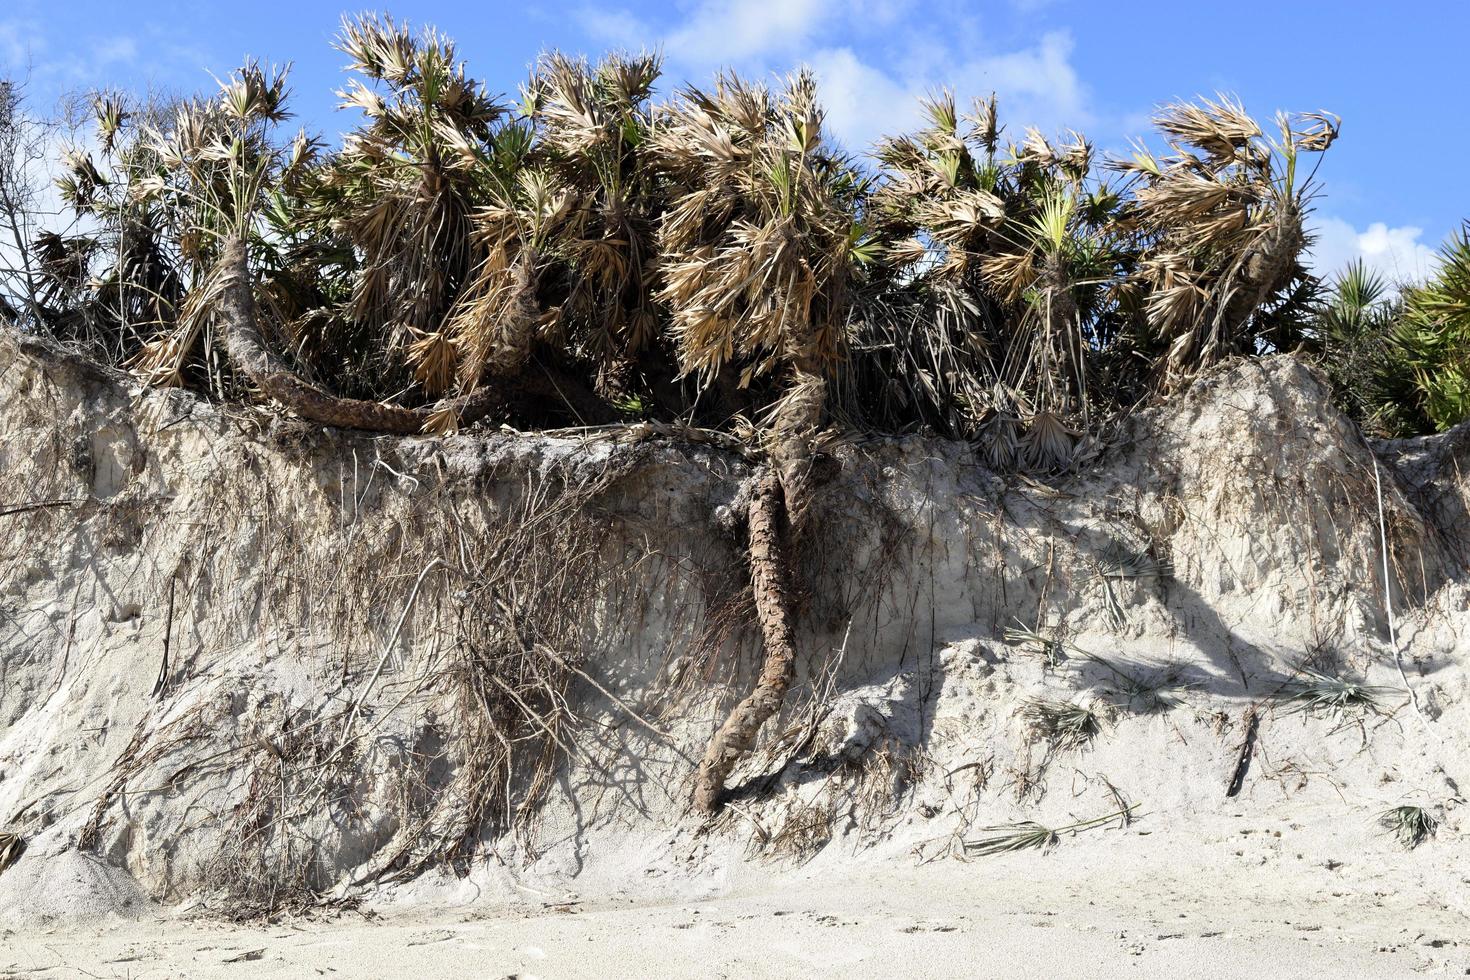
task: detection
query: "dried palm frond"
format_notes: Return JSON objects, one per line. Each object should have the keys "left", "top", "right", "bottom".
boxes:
{"left": 1021, "top": 411, "right": 1077, "bottom": 469}
{"left": 963, "top": 93, "right": 1001, "bottom": 155}
{"left": 1275, "top": 669, "right": 1396, "bottom": 720}
{"left": 1058, "top": 131, "right": 1092, "bottom": 183}
{"left": 964, "top": 820, "right": 1059, "bottom": 855}
{"left": 1099, "top": 553, "right": 1173, "bottom": 580}
{"left": 1294, "top": 111, "right": 1341, "bottom": 153}
{"left": 963, "top": 805, "right": 1136, "bottom": 856}
{"left": 1378, "top": 805, "right": 1437, "bottom": 850}
{"left": 1152, "top": 94, "right": 1260, "bottom": 164}
{"left": 1004, "top": 621, "right": 1067, "bottom": 667}
{"left": 1018, "top": 696, "right": 1107, "bottom": 750}
{"left": 976, "top": 401, "right": 1022, "bottom": 470}
{"left": 1017, "top": 127, "right": 1056, "bottom": 167}
{"left": 1073, "top": 651, "right": 1195, "bottom": 713}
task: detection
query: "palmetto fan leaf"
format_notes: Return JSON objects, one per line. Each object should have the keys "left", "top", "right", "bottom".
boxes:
{"left": 1121, "top": 95, "right": 1330, "bottom": 389}
{"left": 651, "top": 69, "right": 860, "bottom": 388}
{"left": 290, "top": 14, "right": 513, "bottom": 400}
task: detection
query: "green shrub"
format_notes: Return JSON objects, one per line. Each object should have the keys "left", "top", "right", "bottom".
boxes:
{"left": 1399, "top": 227, "right": 1470, "bottom": 430}
{"left": 1313, "top": 260, "right": 1432, "bottom": 437}
{"left": 1314, "top": 229, "right": 1470, "bottom": 437}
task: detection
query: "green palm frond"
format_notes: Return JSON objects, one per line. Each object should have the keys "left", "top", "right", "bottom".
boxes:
{"left": 1378, "top": 805, "right": 1438, "bottom": 850}
{"left": 1398, "top": 226, "right": 1470, "bottom": 429}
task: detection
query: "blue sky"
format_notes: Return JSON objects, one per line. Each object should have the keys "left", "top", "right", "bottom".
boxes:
{"left": 4, "top": 0, "right": 1467, "bottom": 281}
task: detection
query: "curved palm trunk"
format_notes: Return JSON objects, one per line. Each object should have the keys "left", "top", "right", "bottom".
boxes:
{"left": 487, "top": 247, "right": 540, "bottom": 379}
{"left": 693, "top": 370, "right": 828, "bottom": 814}
{"left": 218, "top": 237, "right": 503, "bottom": 434}
{"left": 1219, "top": 207, "right": 1305, "bottom": 345}
{"left": 693, "top": 468, "right": 800, "bottom": 814}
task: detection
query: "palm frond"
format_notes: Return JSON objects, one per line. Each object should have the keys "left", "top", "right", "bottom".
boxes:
{"left": 1378, "top": 805, "right": 1437, "bottom": 849}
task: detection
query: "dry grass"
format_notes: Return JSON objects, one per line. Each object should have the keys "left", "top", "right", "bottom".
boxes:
{"left": 1018, "top": 697, "right": 1109, "bottom": 751}
{"left": 762, "top": 795, "right": 836, "bottom": 864}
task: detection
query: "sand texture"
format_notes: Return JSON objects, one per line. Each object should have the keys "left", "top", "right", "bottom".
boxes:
{"left": 1, "top": 331, "right": 1466, "bottom": 975}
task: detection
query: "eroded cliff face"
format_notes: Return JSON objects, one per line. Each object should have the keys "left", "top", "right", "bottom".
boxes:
{"left": 0, "top": 330, "right": 1466, "bottom": 923}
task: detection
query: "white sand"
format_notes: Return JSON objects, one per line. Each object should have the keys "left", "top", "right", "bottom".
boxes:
{"left": 2, "top": 335, "right": 1468, "bottom": 977}
{"left": 6, "top": 828, "right": 1466, "bottom": 978}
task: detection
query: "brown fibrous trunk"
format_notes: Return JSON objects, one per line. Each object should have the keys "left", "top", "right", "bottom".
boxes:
{"left": 1221, "top": 206, "right": 1305, "bottom": 342}
{"left": 218, "top": 237, "right": 504, "bottom": 434}
{"left": 692, "top": 469, "right": 801, "bottom": 814}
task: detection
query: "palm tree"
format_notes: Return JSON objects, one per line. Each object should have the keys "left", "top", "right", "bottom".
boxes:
{"left": 1117, "top": 96, "right": 1337, "bottom": 388}
{"left": 862, "top": 92, "right": 1127, "bottom": 469}
{"left": 133, "top": 50, "right": 512, "bottom": 433}
{"left": 648, "top": 70, "right": 872, "bottom": 812}
{"left": 294, "top": 14, "right": 512, "bottom": 406}
{"left": 1399, "top": 226, "right": 1470, "bottom": 430}
{"left": 1311, "top": 260, "right": 1430, "bottom": 436}
{"left": 441, "top": 51, "right": 664, "bottom": 426}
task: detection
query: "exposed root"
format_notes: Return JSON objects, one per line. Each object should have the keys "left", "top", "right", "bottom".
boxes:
{"left": 693, "top": 469, "right": 800, "bottom": 814}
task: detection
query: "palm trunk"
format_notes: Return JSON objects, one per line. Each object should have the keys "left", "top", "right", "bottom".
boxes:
{"left": 486, "top": 247, "right": 540, "bottom": 379}
{"left": 692, "top": 468, "right": 800, "bottom": 814}
{"left": 693, "top": 370, "right": 829, "bottom": 814}
{"left": 1219, "top": 207, "right": 1305, "bottom": 346}
{"left": 218, "top": 237, "right": 503, "bottom": 434}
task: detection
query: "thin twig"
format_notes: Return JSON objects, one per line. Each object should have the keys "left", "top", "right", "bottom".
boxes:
{"left": 538, "top": 644, "right": 677, "bottom": 744}
{"left": 321, "top": 558, "right": 444, "bottom": 772}
{"left": 1372, "top": 459, "right": 1427, "bottom": 727}
{"left": 0, "top": 497, "right": 85, "bottom": 518}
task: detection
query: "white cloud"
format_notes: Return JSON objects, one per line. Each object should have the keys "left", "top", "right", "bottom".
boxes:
{"left": 802, "top": 31, "right": 1090, "bottom": 155}
{"left": 580, "top": 1, "right": 1092, "bottom": 157}
{"left": 805, "top": 33, "right": 1086, "bottom": 154}
{"left": 664, "top": 0, "right": 833, "bottom": 65}
{"left": 1308, "top": 216, "right": 1441, "bottom": 287}
{"left": 945, "top": 32, "right": 1088, "bottom": 132}
{"left": 574, "top": 7, "right": 648, "bottom": 50}
{"left": 804, "top": 47, "right": 918, "bottom": 154}
{"left": 91, "top": 36, "right": 138, "bottom": 66}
